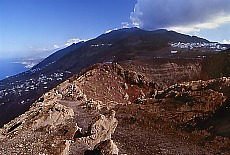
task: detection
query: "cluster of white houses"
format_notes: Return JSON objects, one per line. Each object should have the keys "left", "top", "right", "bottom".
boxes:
{"left": 91, "top": 43, "right": 112, "bottom": 47}
{"left": 0, "top": 71, "right": 71, "bottom": 105}
{"left": 170, "top": 42, "right": 228, "bottom": 52}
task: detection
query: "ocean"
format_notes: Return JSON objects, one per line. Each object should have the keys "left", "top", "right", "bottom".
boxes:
{"left": 0, "top": 58, "right": 28, "bottom": 80}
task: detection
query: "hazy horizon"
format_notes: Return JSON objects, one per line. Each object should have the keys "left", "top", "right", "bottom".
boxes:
{"left": 1, "top": 0, "right": 230, "bottom": 58}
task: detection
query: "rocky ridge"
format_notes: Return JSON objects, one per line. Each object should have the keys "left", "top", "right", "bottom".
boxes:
{"left": 0, "top": 74, "right": 120, "bottom": 155}
{"left": 1, "top": 63, "right": 230, "bottom": 154}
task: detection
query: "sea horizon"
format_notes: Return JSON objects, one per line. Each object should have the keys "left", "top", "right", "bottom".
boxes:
{"left": 0, "top": 58, "right": 28, "bottom": 80}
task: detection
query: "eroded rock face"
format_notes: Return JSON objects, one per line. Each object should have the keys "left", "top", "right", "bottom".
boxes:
{"left": 0, "top": 64, "right": 136, "bottom": 155}
{"left": 116, "top": 63, "right": 149, "bottom": 87}
{"left": 164, "top": 77, "right": 229, "bottom": 101}
{"left": 0, "top": 99, "right": 77, "bottom": 155}
{"left": 155, "top": 77, "right": 230, "bottom": 132}
{"left": 0, "top": 90, "right": 119, "bottom": 155}
{"left": 34, "top": 102, "right": 75, "bottom": 128}
{"left": 81, "top": 99, "right": 105, "bottom": 111}
{"left": 1, "top": 62, "right": 229, "bottom": 155}
{"left": 77, "top": 110, "right": 118, "bottom": 148}
{"left": 162, "top": 77, "right": 230, "bottom": 97}
{"left": 47, "top": 63, "right": 155, "bottom": 110}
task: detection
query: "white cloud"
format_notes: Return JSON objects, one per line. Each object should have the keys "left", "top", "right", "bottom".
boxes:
{"left": 29, "top": 44, "right": 60, "bottom": 55}
{"left": 26, "top": 37, "right": 86, "bottom": 58}
{"left": 105, "top": 28, "right": 118, "bottom": 34}
{"left": 65, "top": 38, "right": 85, "bottom": 47}
{"left": 105, "top": 30, "right": 113, "bottom": 34}
{"left": 168, "top": 15, "right": 230, "bottom": 33}
{"left": 105, "top": 21, "right": 135, "bottom": 34}
{"left": 30, "top": 38, "right": 85, "bottom": 54}
{"left": 32, "top": 47, "right": 50, "bottom": 52}
{"left": 53, "top": 44, "right": 60, "bottom": 49}
{"left": 121, "top": 22, "right": 130, "bottom": 28}
{"left": 105, "top": 22, "right": 132, "bottom": 34}
{"left": 130, "top": 3, "right": 143, "bottom": 28}
{"left": 223, "top": 39, "right": 230, "bottom": 44}
{"left": 32, "top": 45, "right": 59, "bottom": 52}
{"left": 130, "top": 0, "right": 230, "bottom": 32}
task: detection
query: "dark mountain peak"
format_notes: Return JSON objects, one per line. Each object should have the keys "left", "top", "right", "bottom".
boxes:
{"left": 95, "top": 27, "right": 144, "bottom": 41}
{"left": 151, "top": 29, "right": 168, "bottom": 33}
{"left": 32, "top": 27, "right": 210, "bottom": 71}
{"left": 111, "top": 27, "right": 167, "bottom": 34}
{"left": 95, "top": 27, "right": 209, "bottom": 44}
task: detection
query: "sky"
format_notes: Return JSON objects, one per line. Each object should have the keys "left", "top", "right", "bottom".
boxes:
{"left": 0, "top": 0, "right": 230, "bottom": 58}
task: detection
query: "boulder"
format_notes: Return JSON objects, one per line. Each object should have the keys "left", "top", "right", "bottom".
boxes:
{"left": 0, "top": 100, "right": 77, "bottom": 155}
{"left": 81, "top": 99, "right": 104, "bottom": 111}
{"left": 123, "top": 93, "right": 129, "bottom": 100}
{"left": 78, "top": 110, "right": 118, "bottom": 148}
{"left": 33, "top": 102, "right": 75, "bottom": 128}
{"left": 123, "top": 83, "right": 128, "bottom": 90}
{"left": 0, "top": 129, "right": 5, "bottom": 139}
{"left": 93, "top": 139, "right": 119, "bottom": 155}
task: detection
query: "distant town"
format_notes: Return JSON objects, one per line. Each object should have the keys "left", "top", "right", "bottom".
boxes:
{"left": 0, "top": 66, "right": 71, "bottom": 106}
{"left": 0, "top": 41, "right": 229, "bottom": 107}
{"left": 170, "top": 42, "right": 228, "bottom": 52}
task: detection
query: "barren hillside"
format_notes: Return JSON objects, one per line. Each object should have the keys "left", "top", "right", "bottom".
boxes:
{"left": 1, "top": 63, "right": 230, "bottom": 154}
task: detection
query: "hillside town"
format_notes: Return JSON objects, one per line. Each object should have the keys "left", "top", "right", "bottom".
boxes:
{"left": 0, "top": 70, "right": 71, "bottom": 106}
{"left": 170, "top": 42, "right": 228, "bottom": 52}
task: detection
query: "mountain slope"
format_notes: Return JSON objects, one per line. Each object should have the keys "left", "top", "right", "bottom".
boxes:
{"left": 95, "top": 28, "right": 209, "bottom": 43}
{"left": 34, "top": 28, "right": 210, "bottom": 74}
{"left": 0, "top": 28, "right": 214, "bottom": 127}
{"left": 1, "top": 63, "right": 230, "bottom": 154}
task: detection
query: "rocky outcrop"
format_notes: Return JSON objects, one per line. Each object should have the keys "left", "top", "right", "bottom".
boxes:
{"left": 120, "top": 61, "right": 202, "bottom": 90}
{"left": 0, "top": 101, "right": 75, "bottom": 135}
{"left": 115, "top": 63, "right": 150, "bottom": 87}
{"left": 0, "top": 99, "right": 77, "bottom": 155}
{"left": 93, "top": 139, "right": 119, "bottom": 155}
{"left": 155, "top": 77, "right": 230, "bottom": 132}
{"left": 48, "top": 63, "right": 156, "bottom": 107}
{"left": 76, "top": 110, "right": 118, "bottom": 148}
{"left": 161, "top": 77, "right": 230, "bottom": 97}
{"left": 0, "top": 98, "right": 119, "bottom": 155}
{"left": 1, "top": 62, "right": 230, "bottom": 155}
{"left": 81, "top": 99, "right": 105, "bottom": 111}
